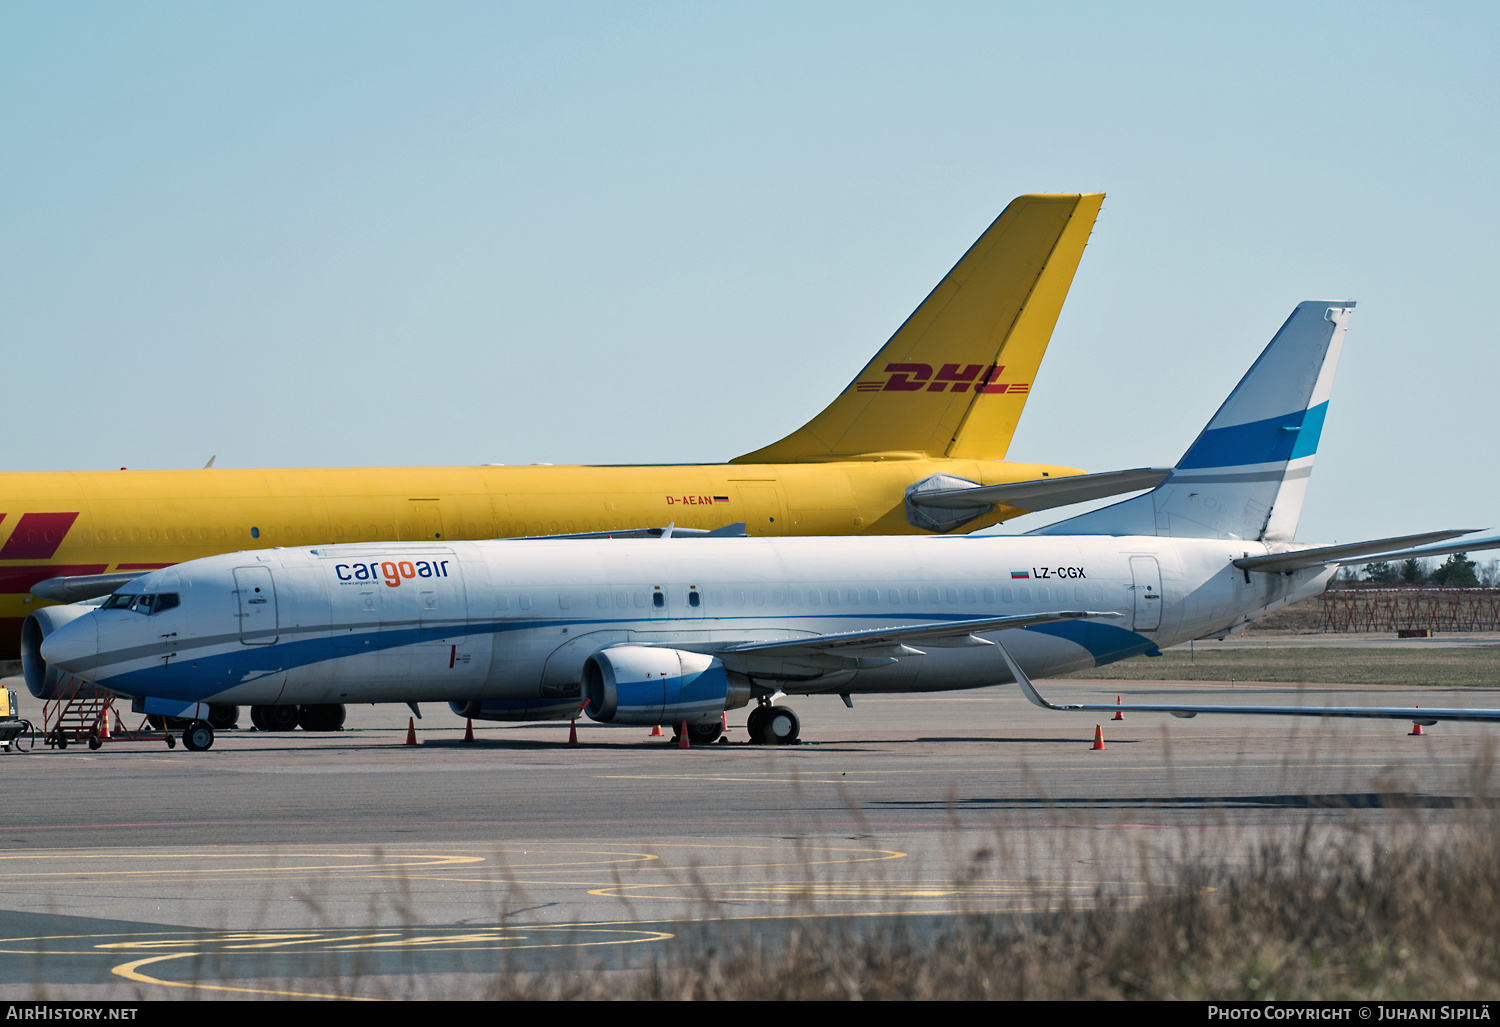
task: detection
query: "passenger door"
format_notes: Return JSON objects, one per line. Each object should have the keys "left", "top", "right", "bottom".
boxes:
{"left": 234, "top": 567, "right": 279, "bottom": 645}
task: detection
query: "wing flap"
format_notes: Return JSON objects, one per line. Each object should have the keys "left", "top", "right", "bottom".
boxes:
{"left": 717, "top": 610, "right": 1119, "bottom": 659}
{"left": 994, "top": 637, "right": 1500, "bottom": 725}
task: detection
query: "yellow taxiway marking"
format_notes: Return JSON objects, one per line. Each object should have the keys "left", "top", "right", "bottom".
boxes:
{"left": 108, "top": 926, "right": 678, "bottom": 996}
{"left": 111, "top": 953, "right": 383, "bottom": 1001}
{"left": 0, "top": 855, "right": 484, "bottom": 879}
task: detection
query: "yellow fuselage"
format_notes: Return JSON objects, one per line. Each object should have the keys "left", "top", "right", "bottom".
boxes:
{"left": 0, "top": 457, "right": 1077, "bottom": 658}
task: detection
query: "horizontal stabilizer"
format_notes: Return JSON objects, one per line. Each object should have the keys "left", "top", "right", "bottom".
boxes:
{"left": 909, "top": 467, "right": 1171, "bottom": 513}
{"left": 31, "top": 572, "right": 151, "bottom": 604}
{"left": 1232, "top": 529, "right": 1496, "bottom": 574}
{"left": 510, "top": 522, "right": 748, "bottom": 541}
{"left": 995, "top": 638, "right": 1500, "bottom": 726}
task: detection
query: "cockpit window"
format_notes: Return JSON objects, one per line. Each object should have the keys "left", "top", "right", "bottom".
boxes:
{"left": 100, "top": 593, "right": 179, "bottom": 614}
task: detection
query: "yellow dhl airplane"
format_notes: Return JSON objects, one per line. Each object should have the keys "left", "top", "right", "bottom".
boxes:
{"left": 0, "top": 193, "right": 1163, "bottom": 661}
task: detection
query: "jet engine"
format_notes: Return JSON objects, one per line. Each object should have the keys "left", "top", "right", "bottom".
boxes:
{"left": 582, "top": 646, "right": 750, "bottom": 726}
{"left": 21, "top": 604, "right": 106, "bottom": 700}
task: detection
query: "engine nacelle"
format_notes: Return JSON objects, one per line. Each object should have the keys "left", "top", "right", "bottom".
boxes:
{"left": 582, "top": 646, "right": 749, "bottom": 726}
{"left": 21, "top": 604, "right": 110, "bottom": 700}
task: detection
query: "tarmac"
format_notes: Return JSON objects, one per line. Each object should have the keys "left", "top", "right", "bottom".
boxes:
{"left": 2, "top": 658, "right": 1498, "bottom": 999}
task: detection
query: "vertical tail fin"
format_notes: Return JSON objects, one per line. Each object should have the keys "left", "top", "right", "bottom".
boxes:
{"left": 1032, "top": 301, "right": 1354, "bottom": 540}
{"left": 733, "top": 193, "right": 1104, "bottom": 463}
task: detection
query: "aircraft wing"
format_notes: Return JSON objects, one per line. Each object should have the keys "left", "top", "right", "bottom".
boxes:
{"left": 908, "top": 468, "right": 1171, "bottom": 515}
{"left": 1233, "top": 529, "right": 1499, "bottom": 574}
{"left": 698, "top": 610, "right": 1119, "bottom": 674}
{"left": 30, "top": 572, "right": 151, "bottom": 604}
{"left": 994, "top": 637, "right": 1500, "bottom": 726}
{"left": 510, "top": 522, "right": 748, "bottom": 540}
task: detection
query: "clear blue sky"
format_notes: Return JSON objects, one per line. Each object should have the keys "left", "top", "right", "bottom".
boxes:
{"left": 2, "top": 2, "right": 1495, "bottom": 544}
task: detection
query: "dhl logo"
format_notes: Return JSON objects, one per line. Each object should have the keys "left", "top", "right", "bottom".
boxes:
{"left": 854, "top": 363, "right": 1030, "bottom": 395}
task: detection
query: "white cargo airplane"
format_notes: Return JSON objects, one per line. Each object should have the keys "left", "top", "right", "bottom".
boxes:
{"left": 26, "top": 301, "right": 1500, "bottom": 751}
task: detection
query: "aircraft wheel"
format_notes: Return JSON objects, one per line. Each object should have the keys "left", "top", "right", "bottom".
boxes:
{"left": 207, "top": 705, "right": 239, "bottom": 730}
{"left": 147, "top": 714, "right": 164, "bottom": 730}
{"left": 687, "top": 721, "right": 723, "bottom": 745}
{"left": 765, "top": 707, "right": 800, "bottom": 745}
{"left": 299, "top": 704, "right": 346, "bottom": 732}
{"left": 182, "top": 722, "right": 214, "bottom": 752}
{"left": 262, "top": 705, "right": 301, "bottom": 731}
{"left": 745, "top": 705, "right": 771, "bottom": 744}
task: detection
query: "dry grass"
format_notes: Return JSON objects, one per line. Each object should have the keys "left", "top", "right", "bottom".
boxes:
{"left": 478, "top": 803, "right": 1500, "bottom": 1000}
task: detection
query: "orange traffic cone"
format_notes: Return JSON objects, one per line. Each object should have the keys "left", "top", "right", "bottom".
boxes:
{"left": 1112, "top": 696, "right": 1124, "bottom": 721}
{"left": 568, "top": 718, "right": 579, "bottom": 747}
{"left": 678, "top": 720, "right": 690, "bottom": 749}
{"left": 100, "top": 714, "right": 111, "bottom": 740}
{"left": 650, "top": 725, "right": 663, "bottom": 737}
{"left": 405, "top": 717, "right": 417, "bottom": 746}
{"left": 463, "top": 718, "right": 474, "bottom": 743}
{"left": 1410, "top": 706, "right": 1425, "bottom": 736}
{"left": 1091, "top": 724, "right": 1106, "bottom": 750}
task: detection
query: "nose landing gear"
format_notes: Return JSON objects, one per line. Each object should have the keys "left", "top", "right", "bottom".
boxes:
{"left": 181, "top": 721, "right": 214, "bottom": 751}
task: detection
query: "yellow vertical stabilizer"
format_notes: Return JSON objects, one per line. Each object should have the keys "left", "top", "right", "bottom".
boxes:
{"left": 733, "top": 193, "right": 1103, "bottom": 464}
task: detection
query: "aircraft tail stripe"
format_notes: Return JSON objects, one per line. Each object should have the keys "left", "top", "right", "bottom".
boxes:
{"left": 0, "top": 512, "right": 80, "bottom": 561}
{"left": 1176, "top": 402, "right": 1328, "bottom": 469}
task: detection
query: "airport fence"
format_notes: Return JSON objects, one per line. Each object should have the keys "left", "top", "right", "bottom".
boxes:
{"left": 1319, "top": 587, "right": 1500, "bottom": 633}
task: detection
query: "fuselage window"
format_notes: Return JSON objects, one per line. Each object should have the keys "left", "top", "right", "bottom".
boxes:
{"left": 1018, "top": 587, "right": 1031, "bottom": 603}
{"left": 1002, "top": 587, "right": 1014, "bottom": 603}
{"left": 983, "top": 588, "right": 996, "bottom": 603}
{"left": 519, "top": 594, "right": 531, "bottom": 611}
{"left": 615, "top": 591, "right": 628, "bottom": 608}
{"left": 597, "top": 593, "right": 610, "bottom": 609}
{"left": 634, "top": 592, "right": 647, "bottom": 608}
{"left": 826, "top": 590, "right": 838, "bottom": 607}
{"left": 846, "top": 590, "right": 859, "bottom": 606}
{"left": 688, "top": 591, "right": 701, "bottom": 608}
{"left": 497, "top": 595, "right": 509, "bottom": 611}
{"left": 1038, "top": 587, "right": 1050, "bottom": 602}
{"left": 652, "top": 592, "right": 665, "bottom": 608}
{"left": 945, "top": 588, "right": 958, "bottom": 604}
{"left": 101, "top": 594, "right": 135, "bottom": 610}
{"left": 965, "top": 588, "right": 978, "bottom": 604}
{"left": 906, "top": 589, "right": 919, "bottom": 604}
{"left": 808, "top": 590, "right": 821, "bottom": 605}
{"left": 153, "top": 593, "right": 180, "bottom": 613}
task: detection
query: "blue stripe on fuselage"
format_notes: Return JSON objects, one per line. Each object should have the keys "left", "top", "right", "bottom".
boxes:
{"left": 1022, "top": 620, "right": 1159, "bottom": 666}
{"left": 93, "top": 610, "right": 1149, "bottom": 701}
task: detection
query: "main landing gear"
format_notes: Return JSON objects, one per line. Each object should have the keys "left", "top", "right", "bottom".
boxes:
{"left": 745, "top": 702, "right": 800, "bottom": 745}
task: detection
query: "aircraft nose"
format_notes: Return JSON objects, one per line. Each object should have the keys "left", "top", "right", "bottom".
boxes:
{"left": 39, "top": 615, "right": 100, "bottom": 675}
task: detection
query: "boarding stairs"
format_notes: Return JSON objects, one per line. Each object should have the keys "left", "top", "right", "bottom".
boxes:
{"left": 41, "top": 676, "right": 163, "bottom": 749}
